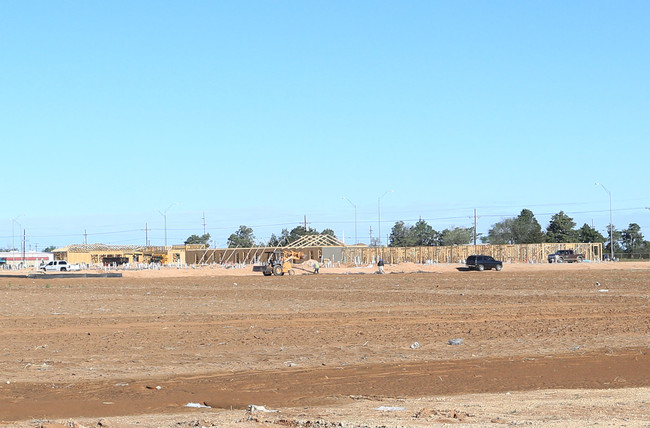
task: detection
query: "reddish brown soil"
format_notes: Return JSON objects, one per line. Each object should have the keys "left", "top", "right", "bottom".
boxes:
{"left": 0, "top": 262, "right": 649, "bottom": 426}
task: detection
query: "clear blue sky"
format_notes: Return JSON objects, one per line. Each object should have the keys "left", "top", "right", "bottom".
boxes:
{"left": 2, "top": 1, "right": 649, "bottom": 249}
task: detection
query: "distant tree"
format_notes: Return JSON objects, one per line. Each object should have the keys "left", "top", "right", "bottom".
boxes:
{"left": 512, "top": 209, "right": 545, "bottom": 243}
{"left": 484, "top": 218, "right": 516, "bottom": 244}
{"left": 267, "top": 233, "right": 281, "bottom": 247}
{"left": 389, "top": 221, "right": 416, "bottom": 247}
{"left": 577, "top": 223, "right": 606, "bottom": 243}
{"left": 439, "top": 227, "right": 473, "bottom": 246}
{"left": 603, "top": 224, "right": 623, "bottom": 256}
{"left": 287, "top": 225, "right": 319, "bottom": 243}
{"left": 44, "top": 246, "right": 57, "bottom": 252}
{"left": 184, "top": 233, "right": 211, "bottom": 247}
{"left": 227, "top": 225, "right": 255, "bottom": 248}
{"left": 546, "top": 211, "right": 578, "bottom": 243}
{"left": 411, "top": 219, "right": 438, "bottom": 246}
{"left": 321, "top": 228, "right": 337, "bottom": 238}
{"left": 621, "top": 223, "right": 645, "bottom": 254}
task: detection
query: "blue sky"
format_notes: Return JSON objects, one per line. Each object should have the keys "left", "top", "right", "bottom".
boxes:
{"left": 1, "top": 1, "right": 649, "bottom": 249}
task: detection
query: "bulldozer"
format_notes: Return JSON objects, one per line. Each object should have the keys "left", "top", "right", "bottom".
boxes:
{"left": 253, "top": 250, "right": 304, "bottom": 276}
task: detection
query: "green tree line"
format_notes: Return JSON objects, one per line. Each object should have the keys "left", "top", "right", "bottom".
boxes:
{"left": 386, "top": 209, "right": 648, "bottom": 256}
{"left": 180, "top": 208, "right": 648, "bottom": 257}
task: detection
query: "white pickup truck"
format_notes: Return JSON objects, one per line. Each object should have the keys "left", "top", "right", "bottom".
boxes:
{"left": 42, "top": 260, "right": 81, "bottom": 272}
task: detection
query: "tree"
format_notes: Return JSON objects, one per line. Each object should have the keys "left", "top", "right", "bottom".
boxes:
{"left": 512, "top": 209, "right": 545, "bottom": 244}
{"left": 546, "top": 211, "right": 578, "bottom": 243}
{"left": 621, "top": 223, "right": 645, "bottom": 255}
{"left": 185, "top": 233, "right": 211, "bottom": 247}
{"left": 604, "top": 224, "right": 623, "bottom": 256}
{"left": 44, "top": 246, "right": 57, "bottom": 252}
{"left": 439, "top": 227, "right": 473, "bottom": 246}
{"left": 484, "top": 218, "right": 516, "bottom": 244}
{"left": 286, "top": 225, "right": 319, "bottom": 243}
{"left": 411, "top": 219, "right": 438, "bottom": 246}
{"left": 577, "top": 223, "right": 605, "bottom": 243}
{"left": 227, "top": 225, "right": 255, "bottom": 248}
{"left": 388, "top": 221, "right": 416, "bottom": 247}
{"left": 321, "top": 228, "right": 337, "bottom": 238}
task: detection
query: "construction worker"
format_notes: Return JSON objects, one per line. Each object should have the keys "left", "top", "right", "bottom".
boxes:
{"left": 378, "top": 258, "right": 385, "bottom": 274}
{"left": 314, "top": 261, "right": 320, "bottom": 274}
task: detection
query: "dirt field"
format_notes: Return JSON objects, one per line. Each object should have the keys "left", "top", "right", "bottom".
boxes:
{"left": 0, "top": 261, "right": 649, "bottom": 427}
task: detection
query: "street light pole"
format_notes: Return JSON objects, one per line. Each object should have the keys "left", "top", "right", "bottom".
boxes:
{"left": 377, "top": 190, "right": 393, "bottom": 247}
{"left": 158, "top": 203, "right": 177, "bottom": 247}
{"left": 595, "top": 182, "right": 614, "bottom": 261}
{"left": 342, "top": 197, "right": 357, "bottom": 245}
{"left": 11, "top": 215, "right": 23, "bottom": 252}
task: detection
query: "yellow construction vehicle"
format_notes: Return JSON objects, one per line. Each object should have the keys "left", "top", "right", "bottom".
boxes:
{"left": 253, "top": 250, "right": 304, "bottom": 276}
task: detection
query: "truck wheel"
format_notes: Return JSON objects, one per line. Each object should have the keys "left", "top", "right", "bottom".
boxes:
{"left": 495, "top": 264, "right": 502, "bottom": 271}
{"left": 477, "top": 264, "right": 484, "bottom": 271}
{"left": 272, "top": 265, "right": 284, "bottom": 276}
{"left": 577, "top": 256, "right": 583, "bottom": 263}
{"left": 61, "top": 268, "right": 67, "bottom": 272}
{"left": 556, "top": 257, "right": 564, "bottom": 263}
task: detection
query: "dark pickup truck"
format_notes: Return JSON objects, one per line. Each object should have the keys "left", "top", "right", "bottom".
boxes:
{"left": 547, "top": 249, "right": 585, "bottom": 263}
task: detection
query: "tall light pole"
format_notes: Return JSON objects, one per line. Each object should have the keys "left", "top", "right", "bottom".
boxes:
{"left": 158, "top": 203, "right": 177, "bottom": 247}
{"left": 595, "top": 182, "right": 614, "bottom": 261}
{"left": 378, "top": 190, "right": 393, "bottom": 247}
{"left": 342, "top": 197, "right": 357, "bottom": 245}
{"left": 11, "top": 215, "right": 23, "bottom": 252}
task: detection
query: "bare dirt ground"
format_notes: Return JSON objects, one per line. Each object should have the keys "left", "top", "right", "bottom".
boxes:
{"left": 0, "top": 261, "right": 649, "bottom": 427}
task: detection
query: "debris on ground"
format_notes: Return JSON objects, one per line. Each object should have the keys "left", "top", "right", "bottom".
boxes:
{"left": 248, "top": 404, "right": 277, "bottom": 413}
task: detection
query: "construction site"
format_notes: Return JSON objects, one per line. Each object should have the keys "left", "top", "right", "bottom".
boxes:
{"left": 52, "top": 235, "right": 604, "bottom": 270}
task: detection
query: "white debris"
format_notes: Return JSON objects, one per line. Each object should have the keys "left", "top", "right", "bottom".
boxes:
{"left": 598, "top": 289, "right": 609, "bottom": 293}
{"left": 248, "top": 404, "right": 277, "bottom": 413}
{"left": 185, "top": 402, "right": 211, "bottom": 408}
{"left": 410, "top": 342, "right": 420, "bottom": 349}
{"left": 448, "top": 338, "right": 463, "bottom": 345}
{"left": 375, "top": 406, "right": 406, "bottom": 411}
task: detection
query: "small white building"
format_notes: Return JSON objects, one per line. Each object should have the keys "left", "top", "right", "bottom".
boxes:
{"left": 0, "top": 251, "right": 53, "bottom": 269}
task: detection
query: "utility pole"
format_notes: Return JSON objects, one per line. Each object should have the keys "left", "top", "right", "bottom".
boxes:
{"left": 202, "top": 212, "right": 207, "bottom": 235}
{"left": 378, "top": 190, "right": 393, "bottom": 247}
{"left": 595, "top": 183, "right": 614, "bottom": 261}
{"left": 145, "top": 223, "right": 150, "bottom": 246}
{"left": 158, "top": 203, "right": 177, "bottom": 247}
{"left": 369, "top": 226, "right": 373, "bottom": 246}
{"left": 84, "top": 229, "right": 88, "bottom": 245}
{"left": 342, "top": 197, "right": 357, "bottom": 245}
{"left": 22, "top": 229, "right": 26, "bottom": 268}
{"left": 473, "top": 209, "right": 478, "bottom": 246}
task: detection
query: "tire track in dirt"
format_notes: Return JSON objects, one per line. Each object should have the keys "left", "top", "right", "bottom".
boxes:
{"left": 1, "top": 348, "right": 647, "bottom": 421}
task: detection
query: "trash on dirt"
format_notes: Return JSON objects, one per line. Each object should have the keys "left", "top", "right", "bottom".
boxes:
{"left": 410, "top": 342, "right": 420, "bottom": 349}
{"left": 375, "top": 406, "right": 406, "bottom": 411}
{"left": 185, "top": 402, "right": 211, "bottom": 408}
{"left": 146, "top": 385, "right": 162, "bottom": 390}
{"left": 448, "top": 338, "right": 463, "bottom": 345}
{"left": 114, "top": 382, "right": 129, "bottom": 387}
{"left": 248, "top": 404, "right": 277, "bottom": 413}
{"left": 598, "top": 289, "right": 609, "bottom": 293}
{"left": 284, "top": 361, "right": 296, "bottom": 367}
